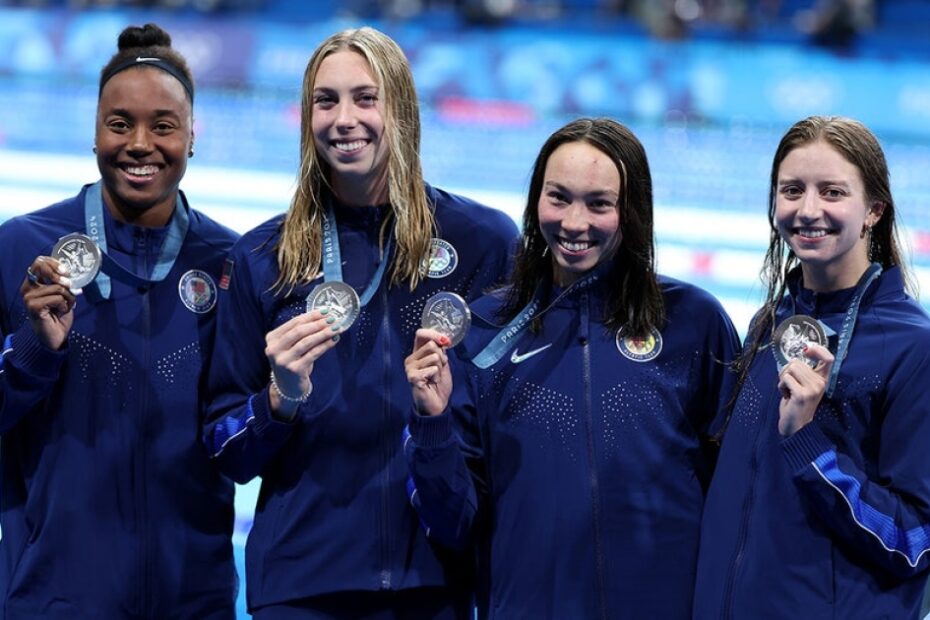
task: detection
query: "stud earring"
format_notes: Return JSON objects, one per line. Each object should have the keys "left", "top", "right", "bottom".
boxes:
{"left": 188, "top": 147, "right": 195, "bottom": 158}
{"left": 92, "top": 146, "right": 97, "bottom": 154}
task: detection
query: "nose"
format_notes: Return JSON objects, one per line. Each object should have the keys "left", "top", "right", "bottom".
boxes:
{"left": 127, "top": 125, "right": 153, "bottom": 155}
{"left": 334, "top": 101, "right": 357, "bottom": 130}
{"left": 797, "top": 191, "right": 821, "bottom": 221}
{"left": 561, "top": 201, "right": 588, "bottom": 233}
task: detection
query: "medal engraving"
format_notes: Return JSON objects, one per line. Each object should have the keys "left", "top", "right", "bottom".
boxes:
{"left": 306, "top": 281, "right": 360, "bottom": 331}
{"left": 421, "top": 291, "right": 471, "bottom": 347}
{"left": 772, "top": 314, "right": 827, "bottom": 369}
{"left": 52, "top": 233, "right": 101, "bottom": 290}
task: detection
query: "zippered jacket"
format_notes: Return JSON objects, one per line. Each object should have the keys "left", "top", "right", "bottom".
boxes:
{"left": 405, "top": 271, "right": 739, "bottom": 619}
{"left": 694, "top": 266, "right": 930, "bottom": 619}
{"left": 203, "top": 185, "right": 518, "bottom": 612}
{"left": 0, "top": 185, "right": 239, "bottom": 619}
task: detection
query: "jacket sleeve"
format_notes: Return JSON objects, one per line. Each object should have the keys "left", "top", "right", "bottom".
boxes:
{"left": 0, "top": 324, "right": 68, "bottom": 434}
{"left": 0, "top": 246, "right": 68, "bottom": 433}
{"left": 698, "top": 302, "right": 741, "bottom": 438}
{"left": 403, "top": 353, "right": 486, "bottom": 551}
{"left": 202, "top": 247, "right": 298, "bottom": 484}
{"left": 460, "top": 210, "right": 519, "bottom": 302}
{"left": 782, "top": 343, "right": 930, "bottom": 579}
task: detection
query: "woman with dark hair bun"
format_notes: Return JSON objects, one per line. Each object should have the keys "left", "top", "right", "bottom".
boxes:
{"left": 694, "top": 116, "right": 930, "bottom": 619}
{"left": 404, "top": 117, "right": 739, "bottom": 619}
{"left": 0, "top": 23, "right": 238, "bottom": 618}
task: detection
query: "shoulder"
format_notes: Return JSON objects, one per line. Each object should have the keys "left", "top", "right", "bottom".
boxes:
{"left": 227, "top": 214, "right": 284, "bottom": 261}
{"left": 427, "top": 183, "right": 519, "bottom": 242}
{"left": 659, "top": 274, "right": 730, "bottom": 317}
{"left": 0, "top": 191, "right": 84, "bottom": 252}
{"left": 186, "top": 204, "right": 240, "bottom": 255}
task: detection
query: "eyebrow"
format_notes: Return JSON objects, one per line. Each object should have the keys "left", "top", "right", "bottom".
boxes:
{"left": 778, "top": 177, "right": 852, "bottom": 188}
{"left": 544, "top": 180, "right": 619, "bottom": 198}
{"left": 106, "top": 107, "right": 182, "bottom": 118}
{"left": 312, "top": 85, "right": 379, "bottom": 94}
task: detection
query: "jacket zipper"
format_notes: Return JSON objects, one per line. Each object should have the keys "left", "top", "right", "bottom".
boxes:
{"left": 138, "top": 231, "right": 152, "bottom": 618}
{"left": 580, "top": 294, "right": 609, "bottom": 620}
{"left": 379, "top": 285, "right": 392, "bottom": 589}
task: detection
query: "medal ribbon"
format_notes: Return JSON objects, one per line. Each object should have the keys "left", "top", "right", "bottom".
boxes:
{"left": 824, "top": 261, "right": 882, "bottom": 398}
{"left": 321, "top": 198, "right": 393, "bottom": 307}
{"left": 470, "top": 270, "right": 603, "bottom": 369}
{"left": 83, "top": 180, "right": 190, "bottom": 299}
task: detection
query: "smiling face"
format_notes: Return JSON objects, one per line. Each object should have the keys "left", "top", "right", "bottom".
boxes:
{"left": 775, "top": 140, "right": 882, "bottom": 292}
{"left": 310, "top": 50, "right": 389, "bottom": 207}
{"left": 537, "top": 141, "right": 622, "bottom": 286}
{"left": 95, "top": 66, "right": 192, "bottom": 226}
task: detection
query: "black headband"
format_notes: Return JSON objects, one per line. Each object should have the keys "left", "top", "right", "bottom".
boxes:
{"left": 99, "top": 56, "right": 194, "bottom": 103}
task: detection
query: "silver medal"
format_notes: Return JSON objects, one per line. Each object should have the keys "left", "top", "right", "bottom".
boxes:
{"left": 772, "top": 314, "right": 827, "bottom": 370}
{"left": 420, "top": 291, "right": 471, "bottom": 347}
{"left": 52, "top": 232, "right": 101, "bottom": 290}
{"left": 305, "top": 281, "right": 360, "bottom": 331}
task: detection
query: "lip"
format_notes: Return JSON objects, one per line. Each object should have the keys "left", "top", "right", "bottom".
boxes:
{"left": 792, "top": 227, "right": 833, "bottom": 242}
{"left": 556, "top": 236, "right": 596, "bottom": 256}
{"left": 330, "top": 139, "right": 370, "bottom": 157}
{"left": 118, "top": 162, "right": 162, "bottom": 184}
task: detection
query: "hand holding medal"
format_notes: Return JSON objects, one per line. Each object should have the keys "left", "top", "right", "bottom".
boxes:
{"left": 772, "top": 315, "right": 835, "bottom": 437}
{"left": 405, "top": 292, "right": 470, "bottom": 416}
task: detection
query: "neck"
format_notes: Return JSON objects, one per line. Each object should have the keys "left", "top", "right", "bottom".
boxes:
{"left": 331, "top": 173, "right": 389, "bottom": 208}
{"left": 800, "top": 257, "right": 872, "bottom": 293}
{"left": 102, "top": 189, "right": 176, "bottom": 228}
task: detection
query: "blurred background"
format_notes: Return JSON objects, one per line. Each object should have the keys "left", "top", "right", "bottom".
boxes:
{"left": 0, "top": 0, "right": 928, "bottom": 616}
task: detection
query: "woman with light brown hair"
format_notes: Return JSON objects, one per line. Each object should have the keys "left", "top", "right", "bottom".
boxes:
{"left": 203, "top": 27, "right": 517, "bottom": 618}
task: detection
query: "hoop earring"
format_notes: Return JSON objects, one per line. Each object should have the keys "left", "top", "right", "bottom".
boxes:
{"left": 188, "top": 147, "right": 195, "bottom": 158}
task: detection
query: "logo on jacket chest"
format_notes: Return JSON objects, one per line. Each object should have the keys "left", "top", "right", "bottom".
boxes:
{"left": 178, "top": 269, "right": 217, "bottom": 314}
{"left": 616, "top": 327, "right": 663, "bottom": 362}
{"left": 423, "top": 238, "right": 458, "bottom": 279}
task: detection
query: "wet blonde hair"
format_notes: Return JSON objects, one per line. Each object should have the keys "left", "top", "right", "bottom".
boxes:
{"left": 273, "top": 27, "right": 434, "bottom": 293}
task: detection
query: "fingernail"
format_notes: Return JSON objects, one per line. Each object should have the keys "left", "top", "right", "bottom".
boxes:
{"left": 326, "top": 317, "right": 335, "bottom": 324}
{"left": 802, "top": 345, "right": 809, "bottom": 352}
{"left": 57, "top": 264, "right": 68, "bottom": 275}
{"left": 332, "top": 334, "right": 340, "bottom": 342}
{"left": 72, "top": 288, "right": 83, "bottom": 296}
{"left": 438, "top": 336, "right": 451, "bottom": 347}
{"left": 60, "top": 277, "right": 72, "bottom": 288}
{"left": 331, "top": 325, "right": 340, "bottom": 332}
{"left": 320, "top": 307, "right": 329, "bottom": 315}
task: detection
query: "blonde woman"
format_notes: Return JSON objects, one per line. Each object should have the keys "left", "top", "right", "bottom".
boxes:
{"left": 204, "top": 27, "right": 517, "bottom": 618}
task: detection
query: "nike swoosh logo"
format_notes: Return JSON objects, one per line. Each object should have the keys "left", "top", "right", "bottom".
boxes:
{"left": 510, "top": 344, "right": 552, "bottom": 364}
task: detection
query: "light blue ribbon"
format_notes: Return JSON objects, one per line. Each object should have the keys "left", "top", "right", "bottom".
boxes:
{"left": 83, "top": 180, "right": 189, "bottom": 299}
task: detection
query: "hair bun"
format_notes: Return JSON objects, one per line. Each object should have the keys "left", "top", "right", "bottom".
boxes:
{"left": 117, "top": 23, "right": 172, "bottom": 52}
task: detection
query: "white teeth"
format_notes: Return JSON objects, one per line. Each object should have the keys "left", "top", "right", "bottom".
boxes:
{"left": 126, "top": 165, "right": 157, "bottom": 176}
{"left": 334, "top": 140, "right": 366, "bottom": 152}
{"left": 560, "top": 239, "right": 592, "bottom": 252}
{"left": 798, "top": 228, "right": 828, "bottom": 238}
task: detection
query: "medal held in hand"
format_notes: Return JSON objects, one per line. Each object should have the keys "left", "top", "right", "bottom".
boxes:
{"left": 306, "top": 281, "right": 360, "bottom": 331}
{"left": 772, "top": 314, "right": 827, "bottom": 370}
{"left": 52, "top": 232, "right": 102, "bottom": 290}
{"left": 421, "top": 291, "right": 471, "bottom": 347}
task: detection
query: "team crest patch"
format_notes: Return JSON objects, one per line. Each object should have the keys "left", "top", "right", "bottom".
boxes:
{"left": 424, "top": 238, "right": 458, "bottom": 279}
{"left": 178, "top": 269, "right": 218, "bottom": 314}
{"left": 616, "top": 327, "right": 663, "bottom": 362}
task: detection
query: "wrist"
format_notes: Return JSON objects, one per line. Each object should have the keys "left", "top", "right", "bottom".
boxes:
{"left": 270, "top": 370, "right": 311, "bottom": 404}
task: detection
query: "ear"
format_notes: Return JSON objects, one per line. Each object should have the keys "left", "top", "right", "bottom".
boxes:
{"left": 867, "top": 201, "right": 886, "bottom": 227}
